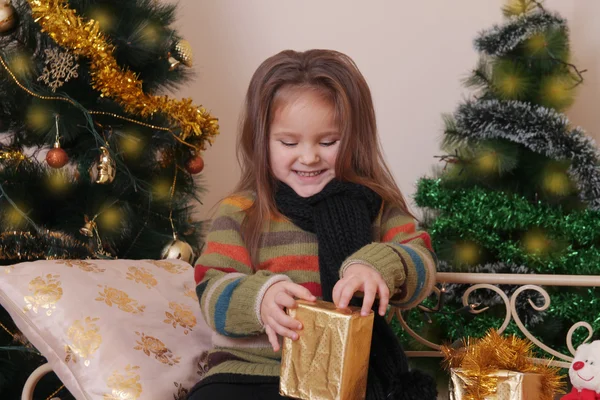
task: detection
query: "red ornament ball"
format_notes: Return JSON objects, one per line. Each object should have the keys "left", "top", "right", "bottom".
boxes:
{"left": 46, "top": 146, "right": 69, "bottom": 168}
{"left": 185, "top": 155, "right": 204, "bottom": 174}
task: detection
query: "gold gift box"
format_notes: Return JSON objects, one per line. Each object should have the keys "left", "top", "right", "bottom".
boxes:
{"left": 279, "top": 300, "right": 374, "bottom": 400}
{"left": 450, "top": 368, "right": 543, "bottom": 400}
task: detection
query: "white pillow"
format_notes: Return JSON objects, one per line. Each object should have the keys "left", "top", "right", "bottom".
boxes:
{"left": 0, "top": 259, "right": 211, "bottom": 400}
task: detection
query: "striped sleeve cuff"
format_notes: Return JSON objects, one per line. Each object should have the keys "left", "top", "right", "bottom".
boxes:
{"left": 203, "top": 271, "right": 291, "bottom": 336}
{"left": 341, "top": 243, "right": 405, "bottom": 296}
{"left": 388, "top": 244, "right": 437, "bottom": 309}
{"left": 254, "top": 274, "right": 293, "bottom": 329}
{"left": 341, "top": 242, "right": 437, "bottom": 310}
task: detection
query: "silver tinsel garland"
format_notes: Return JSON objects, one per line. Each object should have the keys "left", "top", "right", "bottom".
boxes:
{"left": 450, "top": 99, "right": 600, "bottom": 210}
{"left": 475, "top": 11, "right": 566, "bottom": 57}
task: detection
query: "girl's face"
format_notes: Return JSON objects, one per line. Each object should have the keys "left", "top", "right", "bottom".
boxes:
{"left": 269, "top": 89, "right": 341, "bottom": 197}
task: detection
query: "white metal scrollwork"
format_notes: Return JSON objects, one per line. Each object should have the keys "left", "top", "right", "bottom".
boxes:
{"left": 394, "top": 272, "right": 600, "bottom": 368}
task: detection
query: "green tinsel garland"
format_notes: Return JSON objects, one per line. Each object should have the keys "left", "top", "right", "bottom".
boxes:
{"left": 407, "top": 178, "right": 600, "bottom": 354}
{"left": 426, "top": 221, "right": 600, "bottom": 274}
{"left": 415, "top": 180, "right": 600, "bottom": 275}
{"left": 417, "top": 179, "right": 600, "bottom": 244}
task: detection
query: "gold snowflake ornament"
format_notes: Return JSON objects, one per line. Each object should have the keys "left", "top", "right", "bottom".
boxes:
{"left": 37, "top": 47, "right": 79, "bottom": 92}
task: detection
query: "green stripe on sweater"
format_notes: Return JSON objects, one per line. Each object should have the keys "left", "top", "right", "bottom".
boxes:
{"left": 195, "top": 194, "right": 437, "bottom": 379}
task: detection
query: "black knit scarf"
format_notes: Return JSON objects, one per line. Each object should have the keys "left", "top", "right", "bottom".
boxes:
{"left": 275, "top": 179, "right": 436, "bottom": 400}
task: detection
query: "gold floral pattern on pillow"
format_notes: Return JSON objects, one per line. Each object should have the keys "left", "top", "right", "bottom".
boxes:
{"left": 65, "top": 317, "right": 102, "bottom": 366}
{"left": 134, "top": 331, "right": 181, "bottom": 366}
{"left": 96, "top": 285, "right": 146, "bottom": 314}
{"left": 64, "top": 345, "right": 77, "bottom": 364}
{"left": 147, "top": 260, "right": 188, "bottom": 274}
{"left": 164, "top": 301, "right": 196, "bottom": 334}
{"left": 103, "top": 364, "right": 142, "bottom": 400}
{"left": 0, "top": 259, "right": 212, "bottom": 400}
{"left": 183, "top": 283, "right": 198, "bottom": 301}
{"left": 56, "top": 260, "right": 106, "bottom": 273}
{"left": 126, "top": 266, "right": 158, "bottom": 289}
{"left": 23, "top": 274, "right": 63, "bottom": 316}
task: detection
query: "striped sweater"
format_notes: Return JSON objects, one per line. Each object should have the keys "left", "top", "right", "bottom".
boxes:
{"left": 194, "top": 193, "right": 437, "bottom": 380}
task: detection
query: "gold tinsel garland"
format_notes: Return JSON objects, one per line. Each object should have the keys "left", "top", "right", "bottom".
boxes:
{"left": 27, "top": 0, "right": 219, "bottom": 149}
{"left": 441, "top": 329, "right": 565, "bottom": 400}
{"left": 0, "top": 150, "right": 29, "bottom": 164}
{"left": 0, "top": 230, "right": 93, "bottom": 261}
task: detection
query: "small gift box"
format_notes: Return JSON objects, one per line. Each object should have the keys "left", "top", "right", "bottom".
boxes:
{"left": 450, "top": 368, "right": 543, "bottom": 400}
{"left": 279, "top": 300, "right": 374, "bottom": 400}
{"left": 442, "top": 330, "right": 564, "bottom": 400}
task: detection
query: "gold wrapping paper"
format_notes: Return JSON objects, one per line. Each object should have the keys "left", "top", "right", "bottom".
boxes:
{"left": 450, "top": 368, "right": 543, "bottom": 400}
{"left": 280, "top": 300, "right": 374, "bottom": 400}
{"left": 441, "top": 330, "right": 564, "bottom": 400}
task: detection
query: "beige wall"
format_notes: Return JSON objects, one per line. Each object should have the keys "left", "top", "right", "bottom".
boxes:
{"left": 172, "top": 1, "right": 600, "bottom": 219}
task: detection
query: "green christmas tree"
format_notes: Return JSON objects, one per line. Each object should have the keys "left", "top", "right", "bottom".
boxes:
{"left": 402, "top": 0, "right": 600, "bottom": 358}
{"left": 0, "top": 0, "right": 217, "bottom": 397}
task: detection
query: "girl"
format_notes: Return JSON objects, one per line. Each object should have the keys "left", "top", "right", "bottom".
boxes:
{"left": 188, "top": 49, "right": 438, "bottom": 400}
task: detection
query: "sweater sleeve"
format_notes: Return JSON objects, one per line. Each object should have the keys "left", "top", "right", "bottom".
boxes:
{"left": 194, "top": 195, "right": 291, "bottom": 337}
{"left": 340, "top": 204, "right": 437, "bottom": 309}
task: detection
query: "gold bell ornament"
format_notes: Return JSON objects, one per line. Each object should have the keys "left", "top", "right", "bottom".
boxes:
{"left": 95, "top": 146, "right": 116, "bottom": 184}
{"left": 161, "top": 235, "right": 195, "bottom": 265}
{"left": 79, "top": 216, "right": 96, "bottom": 237}
{"left": 168, "top": 39, "right": 193, "bottom": 70}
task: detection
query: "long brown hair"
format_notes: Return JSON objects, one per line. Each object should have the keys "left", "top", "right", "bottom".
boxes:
{"left": 234, "top": 49, "right": 413, "bottom": 266}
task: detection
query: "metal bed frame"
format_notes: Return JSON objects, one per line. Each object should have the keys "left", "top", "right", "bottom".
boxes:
{"left": 23, "top": 272, "right": 599, "bottom": 399}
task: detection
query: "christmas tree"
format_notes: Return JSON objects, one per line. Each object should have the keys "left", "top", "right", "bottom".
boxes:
{"left": 402, "top": 0, "right": 600, "bottom": 358}
{"left": 0, "top": 0, "right": 218, "bottom": 397}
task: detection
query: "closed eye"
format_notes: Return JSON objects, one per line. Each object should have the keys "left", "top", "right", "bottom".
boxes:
{"left": 320, "top": 140, "right": 339, "bottom": 147}
{"left": 280, "top": 141, "right": 297, "bottom": 147}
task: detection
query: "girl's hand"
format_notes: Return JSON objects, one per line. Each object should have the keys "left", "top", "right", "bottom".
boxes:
{"left": 333, "top": 264, "right": 389, "bottom": 316}
{"left": 260, "top": 281, "right": 316, "bottom": 351}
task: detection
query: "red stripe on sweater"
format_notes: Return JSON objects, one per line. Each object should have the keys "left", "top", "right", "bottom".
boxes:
{"left": 299, "top": 282, "right": 322, "bottom": 297}
{"left": 258, "top": 255, "right": 319, "bottom": 273}
{"left": 382, "top": 223, "right": 415, "bottom": 242}
{"left": 194, "top": 265, "right": 238, "bottom": 284}
{"left": 204, "top": 242, "right": 251, "bottom": 267}
{"left": 400, "top": 232, "right": 432, "bottom": 251}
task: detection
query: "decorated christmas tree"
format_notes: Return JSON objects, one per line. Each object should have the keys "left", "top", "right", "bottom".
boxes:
{"left": 0, "top": 0, "right": 218, "bottom": 397}
{"left": 402, "top": 0, "right": 600, "bottom": 358}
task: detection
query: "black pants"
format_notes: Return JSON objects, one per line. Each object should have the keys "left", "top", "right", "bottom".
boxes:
{"left": 186, "top": 381, "right": 290, "bottom": 400}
